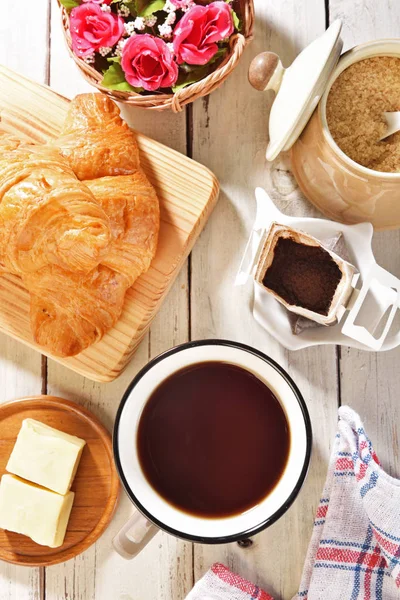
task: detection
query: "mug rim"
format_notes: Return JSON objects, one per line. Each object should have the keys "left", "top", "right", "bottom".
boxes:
{"left": 113, "top": 339, "right": 312, "bottom": 544}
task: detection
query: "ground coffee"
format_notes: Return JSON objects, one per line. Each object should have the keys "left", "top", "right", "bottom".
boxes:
{"left": 262, "top": 237, "right": 342, "bottom": 315}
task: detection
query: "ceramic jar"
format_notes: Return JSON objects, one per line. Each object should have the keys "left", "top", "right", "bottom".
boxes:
{"left": 250, "top": 22, "right": 400, "bottom": 230}
{"left": 291, "top": 40, "right": 400, "bottom": 230}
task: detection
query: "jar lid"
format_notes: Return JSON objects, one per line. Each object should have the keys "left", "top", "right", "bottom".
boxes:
{"left": 249, "top": 21, "right": 343, "bottom": 161}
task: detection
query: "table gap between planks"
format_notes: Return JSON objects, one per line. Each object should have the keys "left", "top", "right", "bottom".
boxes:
{"left": 0, "top": 0, "right": 399, "bottom": 599}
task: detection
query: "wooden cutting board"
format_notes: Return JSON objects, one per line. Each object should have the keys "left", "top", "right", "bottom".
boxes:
{"left": 0, "top": 66, "right": 219, "bottom": 382}
{"left": 0, "top": 396, "right": 120, "bottom": 566}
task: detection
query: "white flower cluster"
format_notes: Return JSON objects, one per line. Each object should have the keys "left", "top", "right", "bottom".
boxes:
{"left": 122, "top": 14, "right": 159, "bottom": 38}
{"left": 114, "top": 38, "right": 127, "bottom": 57}
{"left": 158, "top": 23, "right": 172, "bottom": 38}
{"left": 157, "top": 5, "right": 177, "bottom": 39}
{"left": 165, "top": 11, "right": 176, "bottom": 25}
{"left": 164, "top": 0, "right": 176, "bottom": 12}
{"left": 83, "top": 53, "right": 95, "bottom": 64}
{"left": 124, "top": 21, "right": 136, "bottom": 36}
{"left": 164, "top": 0, "right": 194, "bottom": 16}
{"left": 99, "top": 46, "right": 112, "bottom": 56}
{"left": 181, "top": 0, "right": 195, "bottom": 12}
{"left": 133, "top": 16, "right": 146, "bottom": 30}
{"left": 100, "top": 3, "right": 111, "bottom": 12}
{"left": 118, "top": 5, "right": 131, "bottom": 17}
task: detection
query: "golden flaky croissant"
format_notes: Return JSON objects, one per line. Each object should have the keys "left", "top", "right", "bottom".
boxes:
{"left": 0, "top": 94, "right": 159, "bottom": 357}
{"left": 52, "top": 94, "right": 140, "bottom": 180}
{"left": 0, "top": 134, "right": 110, "bottom": 275}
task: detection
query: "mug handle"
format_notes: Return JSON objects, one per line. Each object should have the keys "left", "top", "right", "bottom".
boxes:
{"left": 113, "top": 509, "right": 159, "bottom": 559}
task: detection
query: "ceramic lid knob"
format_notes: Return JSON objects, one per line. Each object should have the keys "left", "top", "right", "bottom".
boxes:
{"left": 248, "top": 52, "right": 285, "bottom": 93}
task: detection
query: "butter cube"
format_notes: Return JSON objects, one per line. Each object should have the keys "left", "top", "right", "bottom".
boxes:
{"left": 0, "top": 474, "right": 74, "bottom": 547}
{"left": 6, "top": 419, "right": 86, "bottom": 495}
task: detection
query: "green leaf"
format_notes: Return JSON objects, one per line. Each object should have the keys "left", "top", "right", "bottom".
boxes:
{"left": 209, "top": 46, "right": 228, "bottom": 64}
{"left": 101, "top": 63, "right": 142, "bottom": 92}
{"left": 232, "top": 9, "right": 240, "bottom": 30}
{"left": 59, "top": 0, "right": 79, "bottom": 10}
{"left": 172, "top": 78, "right": 198, "bottom": 93}
{"left": 138, "top": 0, "right": 165, "bottom": 16}
{"left": 113, "top": 0, "right": 138, "bottom": 14}
{"left": 172, "top": 65, "right": 211, "bottom": 93}
{"left": 179, "top": 63, "right": 199, "bottom": 74}
{"left": 123, "top": 0, "right": 138, "bottom": 15}
{"left": 174, "top": 48, "right": 228, "bottom": 91}
{"left": 107, "top": 55, "right": 122, "bottom": 63}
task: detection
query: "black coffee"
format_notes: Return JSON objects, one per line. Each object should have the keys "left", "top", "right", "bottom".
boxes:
{"left": 137, "top": 361, "right": 290, "bottom": 518}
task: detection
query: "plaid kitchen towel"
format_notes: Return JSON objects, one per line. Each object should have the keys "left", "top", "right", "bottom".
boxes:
{"left": 186, "top": 563, "right": 273, "bottom": 600}
{"left": 187, "top": 407, "right": 400, "bottom": 599}
{"left": 295, "top": 406, "right": 400, "bottom": 599}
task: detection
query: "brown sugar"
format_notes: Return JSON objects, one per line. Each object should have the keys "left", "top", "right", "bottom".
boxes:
{"left": 326, "top": 56, "right": 400, "bottom": 172}
{"left": 262, "top": 237, "right": 342, "bottom": 315}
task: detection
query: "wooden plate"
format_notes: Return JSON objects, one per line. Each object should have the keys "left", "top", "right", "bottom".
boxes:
{"left": 0, "top": 66, "right": 219, "bottom": 382}
{"left": 0, "top": 396, "right": 120, "bottom": 566}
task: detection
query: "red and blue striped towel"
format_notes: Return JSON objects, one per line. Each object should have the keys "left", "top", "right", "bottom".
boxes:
{"left": 188, "top": 407, "right": 400, "bottom": 599}
{"left": 295, "top": 406, "right": 400, "bottom": 599}
{"left": 186, "top": 563, "right": 273, "bottom": 599}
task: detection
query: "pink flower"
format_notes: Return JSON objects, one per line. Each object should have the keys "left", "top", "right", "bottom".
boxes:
{"left": 82, "top": 0, "right": 112, "bottom": 4}
{"left": 173, "top": 1, "right": 234, "bottom": 65}
{"left": 121, "top": 34, "right": 178, "bottom": 91}
{"left": 169, "top": 0, "right": 193, "bottom": 8}
{"left": 70, "top": 3, "right": 124, "bottom": 58}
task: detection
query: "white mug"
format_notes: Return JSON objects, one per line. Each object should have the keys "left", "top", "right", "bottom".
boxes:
{"left": 112, "top": 340, "right": 312, "bottom": 559}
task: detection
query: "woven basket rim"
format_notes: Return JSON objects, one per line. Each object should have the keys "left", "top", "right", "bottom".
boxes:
{"left": 59, "top": 0, "right": 255, "bottom": 111}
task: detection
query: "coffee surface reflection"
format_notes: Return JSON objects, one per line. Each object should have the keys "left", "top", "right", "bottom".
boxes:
{"left": 137, "top": 362, "right": 290, "bottom": 518}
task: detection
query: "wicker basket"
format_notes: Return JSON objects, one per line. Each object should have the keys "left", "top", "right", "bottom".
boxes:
{"left": 60, "top": 0, "right": 254, "bottom": 112}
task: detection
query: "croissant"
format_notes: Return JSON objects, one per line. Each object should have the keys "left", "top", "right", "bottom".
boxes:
{"left": 52, "top": 94, "right": 140, "bottom": 180}
{"left": 85, "top": 172, "right": 159, "bottom": 285}
{"left": 0, "top": 134, "right": 111, "bottom": 276}
{"left": 0, "top": 94, "right": 159, "bottom": 357}
{"left": 26, "top": 94, "right": 159, "bottom": 357}
{"left": 24, "top": 265, "right": 128, "bottom": 357}
{"left": 28, "top": 172, "right": 159, "bottom": 356}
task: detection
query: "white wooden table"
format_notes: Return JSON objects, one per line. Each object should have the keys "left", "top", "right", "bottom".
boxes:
{"left": 1, "top": 1, "right": 400, "bottom": 598}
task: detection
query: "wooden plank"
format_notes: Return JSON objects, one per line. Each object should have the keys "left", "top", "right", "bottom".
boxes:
{"left": 0, "top": 2, "right": 48, "bottom": 598}
{"left": 0, "top": 345, "right": 42, "bottom": 600}
{"left": 50, "top": 3, "right": 94, "bottom": 99}
{"left": 329, "top": 1, "right": 400, "bottom": 474}
{"left": 332, "top": 0, "right": 400, "bottom": 52}
{"left": 0, "top": 564, "right": 40, "bottom": 600}
{"left": 0, "top": 66, "right": 218, "bottom": 382}
{"left": 0, "top": 1, "right": 50, "bottom": 83}
{"left": 190, "top": 2, "right": 340, "bottom": 598}
{"left": 45, "top": 6, "right": 193, "bottom": 598}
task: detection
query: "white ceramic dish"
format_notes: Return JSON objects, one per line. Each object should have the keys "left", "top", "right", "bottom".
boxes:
{"left": 236, "top": 188, "right": 400, "bottom": 352}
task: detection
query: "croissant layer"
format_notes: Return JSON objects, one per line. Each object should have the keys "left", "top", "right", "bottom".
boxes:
{"left": 0, "top": 135, "right": 111, "bottom": 276}
{"left": 52, "top": 94, "right": 140, "bottom": 180}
